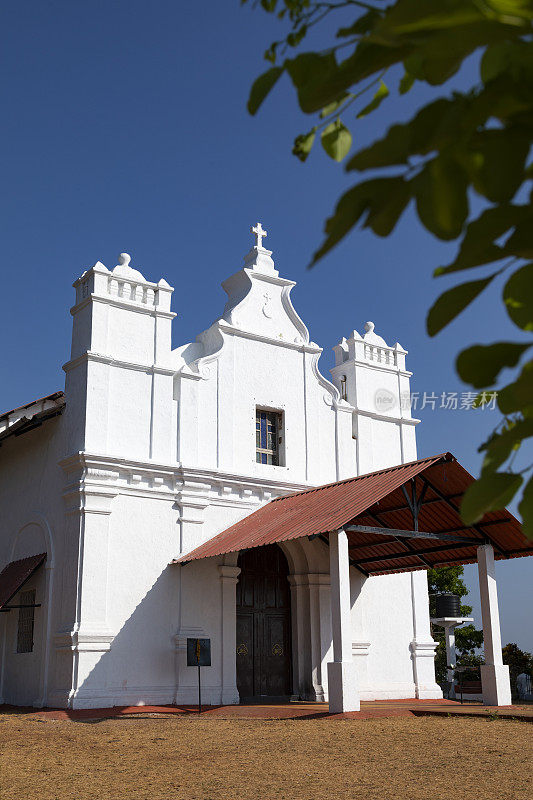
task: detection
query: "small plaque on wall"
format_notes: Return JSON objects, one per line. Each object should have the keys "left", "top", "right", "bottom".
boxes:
{"left": 187, "top": 637, "right": 211, "bottom": 667}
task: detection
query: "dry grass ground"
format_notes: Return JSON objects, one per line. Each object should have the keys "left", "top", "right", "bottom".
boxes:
{"left": 0, "top": 713, "right": 531, "bottom": 800}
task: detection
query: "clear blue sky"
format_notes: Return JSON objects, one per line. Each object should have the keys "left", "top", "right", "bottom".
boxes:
{"left": 1, "top": 1, "right": 531, "bottom": 651}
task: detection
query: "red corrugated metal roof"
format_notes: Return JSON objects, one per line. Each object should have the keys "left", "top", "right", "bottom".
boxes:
{"left": 174, "top": 453, "right": 532, "bottom": 574}
{"left": 0, "top": 553, "right": 46, "bottom": 609}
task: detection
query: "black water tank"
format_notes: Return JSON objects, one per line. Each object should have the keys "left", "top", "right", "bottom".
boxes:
{"left": 435, "top": 593, "right": 461, "bottom": 618}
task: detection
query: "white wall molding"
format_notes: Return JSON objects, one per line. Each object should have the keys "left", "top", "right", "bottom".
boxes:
{"left": 174, "top": 626, "right": 208, "bottom": 651}
{"left": 70, "top": 292, "right": 176, "bottom": 321}
{"left": 54, "top": 629, "right": 115, "bottom": 653}
{"left": 352, "top": 407, "right": 420, "bottom": 426}
{"left": 217, "top": 321, "right": 322, "bottom": 353}
{"left": 63, "top": 351, "right": 175, "bottom": 377}
{"left": 352, "top": 641, "right": 371, "bottom": 657}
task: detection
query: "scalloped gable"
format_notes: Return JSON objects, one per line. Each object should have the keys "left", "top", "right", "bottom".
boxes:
{"left": 218, "top": 247, "right": 310, "bottom": 346}
{"left": 171, "top": 227, "right": 330, "bottom": 367}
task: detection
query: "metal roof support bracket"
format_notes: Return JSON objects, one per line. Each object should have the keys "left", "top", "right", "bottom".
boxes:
{"left": 418, "top": 474, "right": 506, "bottom": 556}
{"left": 364, "top": 507, "right": 432, "bottom": 569}
{"left": 401, "top": 478, "right": 428, "bottom": 533}
{"left": 345, "top": 524, "right": 482, "bottom": 545}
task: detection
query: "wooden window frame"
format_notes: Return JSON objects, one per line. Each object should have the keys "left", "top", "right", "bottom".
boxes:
{"left": 255, "top": 408, "right": 283, "bottom": 466}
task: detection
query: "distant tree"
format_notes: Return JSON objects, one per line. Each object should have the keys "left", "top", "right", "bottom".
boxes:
{"left": 244, "top": 0, "right": 533, "bottom": 537}
{"left": 502, "top": 642, "right": 533, "bottom": 695}
{"left": 427, "top": 566, "right": 483, "bottom": 684}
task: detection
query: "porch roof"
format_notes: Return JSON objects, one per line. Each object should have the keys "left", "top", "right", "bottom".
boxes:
{"left": 174, "top": 453, "right": 533, "bottom": 576}
{"left": 0, "top": 553, "right": 47, "bottom": 610}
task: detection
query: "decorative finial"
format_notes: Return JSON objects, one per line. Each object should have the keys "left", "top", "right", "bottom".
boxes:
{"left": 251, "top": 222, "right": 267, "bottom": 249}
{"left": 364, "top": 321, "right": 375, "bottom": 333}
{"left": 112, "top": 252, "right": 147, "bottom": 282}
{"left": 118, "top": 252, "right": 131, "bottom": 267}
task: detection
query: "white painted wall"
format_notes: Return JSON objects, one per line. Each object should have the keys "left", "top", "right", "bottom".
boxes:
{"left": 0, "top": 235, "right": 441, "bottom": 708}
{"left": 0, "top": 420, "right": 69, "bottom": 708}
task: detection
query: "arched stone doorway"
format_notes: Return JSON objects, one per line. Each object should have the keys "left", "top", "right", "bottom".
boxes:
{"left": 236, "top": 544, "right": 292, "bottom": 702}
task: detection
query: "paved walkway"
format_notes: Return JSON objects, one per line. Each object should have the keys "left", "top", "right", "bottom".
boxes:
{"left": 1, "top": 698, "right": 532, "bottom": 722}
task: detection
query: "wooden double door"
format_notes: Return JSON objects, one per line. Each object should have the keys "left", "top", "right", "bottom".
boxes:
{"left": 236, "top": 544, "right": 292, "bottom": 702}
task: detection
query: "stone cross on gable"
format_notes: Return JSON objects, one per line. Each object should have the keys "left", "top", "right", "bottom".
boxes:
{"left": 251, "top": 222, "right": 267, "bottom": 249}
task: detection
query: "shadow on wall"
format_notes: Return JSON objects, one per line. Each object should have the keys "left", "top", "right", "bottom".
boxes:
{"left": 62, "top": 565, "right": 183, "bottom": 710}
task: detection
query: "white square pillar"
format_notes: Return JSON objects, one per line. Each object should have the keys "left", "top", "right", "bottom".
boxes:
{"left": 288, "top": 575, "right": 312, "bottom": 701}
{"left": 410, "top": 571, "right": 441, "bottom": 699}
{"left": 327, "top": 529, "right": 359, "bottom": 713}
{"left": 218, "top": 565, "right": 241, "bottom": 705}
{"left": 477, "top": 544, "right": 511, "bottom": 706}
{"left": 308, "top": 574, "right": 330, "bottom": 702}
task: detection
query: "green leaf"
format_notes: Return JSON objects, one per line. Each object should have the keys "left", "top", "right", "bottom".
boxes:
{"left": 503, "top": 264, "right": 533, "bottom": 330}
{"left": 498, "top": 360, "right": 533, "bottom": 413}
{"left": 405, "top": 50, "right": 463, "bottom": 85}
{"left": 347, "top": 124, "right": 411, "bottom": 171}
{"left": 399, "top": 71, "right": 416, "bottom": 94}
{"left": 504, "top": 224, "right": 533, "bottom": 260}
{"left": 321, "top": 119, "right": 352, "bottom": 162}
{"left": 310, "top": 183, "right": 372, "bottom": 265}
{"left": 286, "top": 51, "right": 339, "bottom": 114}
{"left": 480, "top": 417, "right": 533, "bottom": 474}
{"left": 481, "top": 41, "right": 515, "bottom": 82}
{"left": 356, "top": 80, "right": 389, "bottom": 118}
{"left": 518, "top": 474, "right": 533, "bottom": 540}
{"left": 336, "top": 10, "right": 381, "bottom": 38}
{"left": 320, "top": 95, "right": 349, "bottom": 119}
{"left": 415, "top": 155, "right": 469, "bottom": 241}
{"left": 292, "top": 128, "right": 317, "bottom": 162}
{"left": 481, "top": 40, "right": 533, "bottom": 85}
{"left": 264, "top": 41, "right": 279, "bottom": 64}
{"left": 484, "top": 0, "right": 533, "bottom": 22}
{"left": 283, "top": 2, "right": 528, "bottom": 115}
{"left": 247, "top": 66, "right": 284, "bottom": 115}
{"left": 435, "top": 205, "right": 529, "bottom": 276}
{"left": 467, "top": 129, "right": 530, "bottom": 203}
{"left": 260, "top": 0, "right": 277, "bottom": 11}
{"left": 456, "top": 341, "right": 531, "bottom": 387}
{"left": 310, "top": 177, "right": 408, "bottom": 265}
{"left": 427, "top": 273, "right": 498, "bottom": 336}
{"left": 363, "top": 178, "right": 411, "bottom": 237}
{"left": 347, "top": 97, "right": 468, "bottom": 172}
{"left": 287, "top": 25, "right": 307, "bottom": 48}
{"left": 376, "top": 0, "right": 484, "bottom": 35}
{"left": 299, "top": 40, "right": 412, "bottom": 113}
{"left": 461, "top": 471, "right": 523, "bottom": 525}
{"left": 376, "top": 3, "right": 525, "bottom": 85}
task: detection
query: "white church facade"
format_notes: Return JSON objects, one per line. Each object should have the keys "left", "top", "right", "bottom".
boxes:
{"left": 1, "top": 225, "right": 525, "bottom": 711}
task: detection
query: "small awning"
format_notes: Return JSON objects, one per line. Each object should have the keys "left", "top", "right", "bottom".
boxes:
{"left": 174, "top": 453, "right": 532, "bottom": 575}
{"left": 0, "top": 553, "right": 47, "bottom": 610}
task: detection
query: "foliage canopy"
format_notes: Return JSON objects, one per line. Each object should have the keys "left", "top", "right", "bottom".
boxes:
{"left": 244, "top": 0, "right": 533, "bottom": 536}
{"left": 427, "top": 566, "right": 483, "bottom": 684}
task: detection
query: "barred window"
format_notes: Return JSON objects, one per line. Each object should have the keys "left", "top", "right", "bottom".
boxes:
{"left": 17, "top": 589, "right": 36, "bottom": 654}
{"left": 256, "top": 409, "right": 282, "bottom": 465}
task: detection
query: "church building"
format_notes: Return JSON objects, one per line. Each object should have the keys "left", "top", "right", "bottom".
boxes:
{"left": 0, "top": 225, "right": 530, "bottom": 711}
